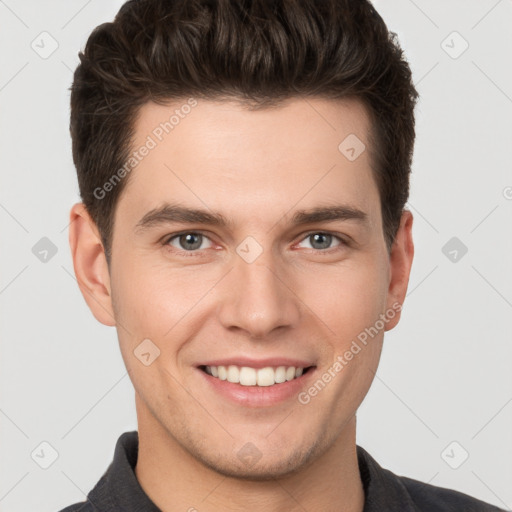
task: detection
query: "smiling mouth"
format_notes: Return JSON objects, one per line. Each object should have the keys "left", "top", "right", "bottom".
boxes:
{"left": 199, "top": 364, "right": 314, "bottom": 387}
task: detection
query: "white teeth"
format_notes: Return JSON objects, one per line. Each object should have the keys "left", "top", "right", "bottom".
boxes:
{"left": 275, "top": 366, "right": 287, "bottom": 383}
{"left": 227, "top": 365, "right": 240, "bottom": 383}
{"left": 285, "top": 366, "right": 296, "bottom": 381}
{"left": 204, "top": 365, "right": 307, "bottom": 386}
{"left": 239, "top": 366, "right": 257, "bottom": 386}
{"left": 257, "top": 367, "right": 275, "bottom": 387}
{"left": 217, "top": 365, "right": 227, "bottom": 380}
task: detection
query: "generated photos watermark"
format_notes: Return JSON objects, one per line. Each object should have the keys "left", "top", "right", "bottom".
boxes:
{"left": 93, "top": 97, "right": 198, "bottom": 200}
{"left": 297, "top": 301, "right": 402, "bottom": 405}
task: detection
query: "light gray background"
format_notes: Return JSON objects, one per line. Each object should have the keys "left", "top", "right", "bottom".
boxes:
{"left": 1, "top": 1, "right": 511, "bottom": 511}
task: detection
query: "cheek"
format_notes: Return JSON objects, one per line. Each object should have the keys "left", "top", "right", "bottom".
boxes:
{"left": 303, "top": 256, "right": 389, "bottom": 342}
{"left": 110, "top": 258, "right": 217, "bottom": 370}
{"left": 111, "top": 257, "right": 182, "bottom": 330}
{"left": 109, "top": 258, "right": 171, "bottom": 366}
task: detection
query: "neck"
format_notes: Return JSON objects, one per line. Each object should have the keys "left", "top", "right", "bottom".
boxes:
{"left": 134, "top": 395, "right": 365, "bottom": 512}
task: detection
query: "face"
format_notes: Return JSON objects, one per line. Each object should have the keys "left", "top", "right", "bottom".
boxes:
{"left": 71, "top": 97, "right": 413, "bottom": 480}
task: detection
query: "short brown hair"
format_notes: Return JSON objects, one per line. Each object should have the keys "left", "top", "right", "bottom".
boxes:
{"left": 70, "top": 0, "right": 418, "bottom": 263}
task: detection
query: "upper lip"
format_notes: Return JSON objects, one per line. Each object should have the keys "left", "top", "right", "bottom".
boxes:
{"left": 197, "top": 357, "right": 315, "bottom": 369}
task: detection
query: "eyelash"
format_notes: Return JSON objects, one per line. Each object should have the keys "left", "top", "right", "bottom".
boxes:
{"left": 162, "top": 230, "right": 349, "bottom": 257}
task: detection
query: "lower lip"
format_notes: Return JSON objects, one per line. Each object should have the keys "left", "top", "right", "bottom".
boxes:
{"left": 197, "top": 367, "right": 316, "bottom": 408}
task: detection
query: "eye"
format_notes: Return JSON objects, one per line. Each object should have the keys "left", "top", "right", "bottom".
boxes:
{"left": 163, "top": 230, "right": 347, "bottom": 256}
{"left": 165, "top": 232, "right": 213, "bottom": 252}
{"left": 296, "top": 232, "right": 345, "bottom": 251}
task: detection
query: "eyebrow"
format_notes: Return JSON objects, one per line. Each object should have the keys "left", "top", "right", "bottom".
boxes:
{"left": 135, "top": 203, "right": 368, "bottom": 233}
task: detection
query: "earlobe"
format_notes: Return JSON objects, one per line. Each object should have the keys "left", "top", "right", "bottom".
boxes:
{"left": 384, "top": 209, "right": 414, "bottom": 331}
{"left": 68, "top": 202, "right": 116, "bottom": 327}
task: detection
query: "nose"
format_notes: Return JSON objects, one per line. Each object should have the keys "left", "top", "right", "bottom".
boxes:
{"left": 216, "top": 249, "right": 301, "bottom": 339}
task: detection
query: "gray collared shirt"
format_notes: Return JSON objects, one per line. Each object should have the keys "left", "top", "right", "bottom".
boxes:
{"left": 58, "top": 431, "right": 506, "bottom": 511}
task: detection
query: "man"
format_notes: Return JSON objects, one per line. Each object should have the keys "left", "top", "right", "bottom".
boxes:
{"left": 60, "top": 0, "right": 505, "bottom": 510}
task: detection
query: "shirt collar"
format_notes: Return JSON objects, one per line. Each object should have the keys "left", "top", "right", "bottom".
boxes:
{"left": 357, "top": 444, "right": 421, "bottom": 511}
{"left": 86, "top": 430, "right": 420, "bottom": 511}
{"left": 88, "top": 431, "right": 161, "bottom": 511}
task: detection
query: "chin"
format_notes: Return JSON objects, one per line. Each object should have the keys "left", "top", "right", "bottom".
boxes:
{"left": 200, "top": 452, "right": 312, "bottom": 481}
{"left": 186, "top": 434, "right": 323, "bottom": 481}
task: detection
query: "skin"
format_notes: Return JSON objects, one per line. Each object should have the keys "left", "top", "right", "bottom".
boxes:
{"left": 69, "top": 97, "right": 414, "bottom": 512}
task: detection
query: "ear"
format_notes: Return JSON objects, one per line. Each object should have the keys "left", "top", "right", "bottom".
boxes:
{"left": 68, "top": 203, "right": 116, "bottom": 327}
{"left": 384, "top": 209, "right": 414, "bottom": 331}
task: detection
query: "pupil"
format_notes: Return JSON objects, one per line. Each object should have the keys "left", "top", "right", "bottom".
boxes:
{"left": 181, "top": 233, "right": 201, "bottom": 250}
{"left": 312, "top": 233, "right": 331, "bottom": 249}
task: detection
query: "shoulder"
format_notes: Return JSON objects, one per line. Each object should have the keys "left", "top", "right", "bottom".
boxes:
{"left": 356, "top": 445, "right": 505, "bottom": 512}
{"left": 399, "top": 474, "right": 506, "bottom": 512}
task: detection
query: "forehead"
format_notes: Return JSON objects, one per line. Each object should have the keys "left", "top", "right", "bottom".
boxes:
{"left": 132, "top": 96, "right": 372, "bottom": 161}
{"left": 117, "top": 96, "right": 381, "bottom": 232}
